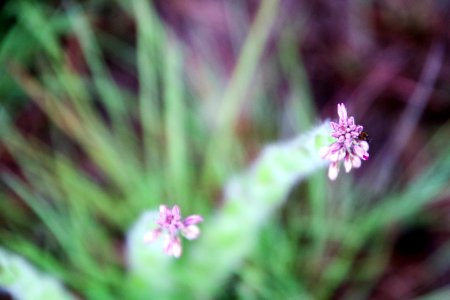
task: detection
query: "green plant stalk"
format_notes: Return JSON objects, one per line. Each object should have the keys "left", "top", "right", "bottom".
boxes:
{"left": 181, "top": 122, "right": 332, "bottom": 298}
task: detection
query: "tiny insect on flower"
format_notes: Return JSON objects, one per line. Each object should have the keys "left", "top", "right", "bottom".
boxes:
{"left": 320, "top": 103, "right": 369, "bottom": 180}
{"left": 358, "top": 131, "right": 369, "bottom": 142}
{"left": 144, "top": 205, "right": 203, "bottom": 258}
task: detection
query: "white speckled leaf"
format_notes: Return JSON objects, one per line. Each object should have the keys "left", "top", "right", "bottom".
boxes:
{"left": 0, "top": 247, "right": 75, "bottom": 300}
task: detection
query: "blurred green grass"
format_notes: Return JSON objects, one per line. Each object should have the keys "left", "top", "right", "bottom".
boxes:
{"left": 0, "top": 1, "right": 449, "bottom": 299}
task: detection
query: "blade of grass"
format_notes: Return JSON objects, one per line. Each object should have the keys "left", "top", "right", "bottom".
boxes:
{"left": 133, "top": 0, "right": 164, "bottom": 172}
{"left": 202, "top": 0, "right": 281, "bottom": 184}
{"left": 8, "top": 65, "right": 142, "bottom": 193}
{"left": 163, "top": 42, "right": 190, "bottom": 206}
{"left": 278, "top": 28, "right": 315, "bottom": 133}
{"left": 15, "top": 2, "right": 65, "bottom": 63}
{"left": 66, "top": 5, "right": 137, "bottom": 156}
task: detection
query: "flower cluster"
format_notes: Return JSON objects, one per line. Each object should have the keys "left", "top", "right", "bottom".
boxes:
{"left": 320, "top": 103, "right": 369, "bottom": 180}
{"left": 144, "top": 205, "right": 203, "bottom": 258}
{"left": 144, "top": 104, "right": 366, "bottom": 257}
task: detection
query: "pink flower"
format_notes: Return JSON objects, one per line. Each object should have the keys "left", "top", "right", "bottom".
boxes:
{"left": 144, "top": 205, "right": 203, "bottom": 258}
{"left": 320, "top": 103, "right": 369, "bottom": 180}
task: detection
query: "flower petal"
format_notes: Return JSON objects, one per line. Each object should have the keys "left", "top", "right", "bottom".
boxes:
{"left": 163, "top": 236, "right": 182, "bottom": 258}
{"left": 360, "top": 141, "right": 369, "bottom": 151}
{"left": 182, "top": 225, "right": 201, "bottom": 240}
{"left": 329, "top": 150, "right": 340, "bottom": 162}
{"left": 347, "top": 117, "right": 355, "bottom": 126}
{"left": 168, "top": 224, "right": 179, "bottom": 236}
{"left": 172, "top": 205, "right": 181, "bottom": 218}
{"left": 159, "top": 205, "right": 168, "bottom": 215}
{"left": 338, "top": 148, "right": 346, "bottom": 160}
{"left": 163, "top": 235, "right": 171, "bottom": 254}
{"left": 171, "top": 241, "right": 182, "bottom": 258}
{"left": 331, "top": 132, "right": 341, "bottom": 138}
{"left": 330, "top": 142, "right": 341, "bottom": 152}
{"left": 328, "top": 162, "right": 339, "bottom": 180}
{"left": 352, "top": 156, "right": 361, "bottom": 168}
{"left": 354, "top": 144, "right": 369, "bottom": 160}
{"left": 319, "top": 146, "right": 330, "bottom": 158}
{"left": 337, "top": 103, "right": 347, "bottom": 121}
{"left": 184, "top": 215, "right": 203, "bottom": 226}
{"left": 344, "top": 155, "right": 352, "bottom": 173}
{"left": 330, "top": 122, "right": 340, "bottom": 131}
{"left": 344, "top": 138, "right": 352, "bottom": 148}
{"left": 143, "top": 228, "right": 161, "bottom": 243}
{"left": 157, "top": 205, "right": 169, "bottom": 225}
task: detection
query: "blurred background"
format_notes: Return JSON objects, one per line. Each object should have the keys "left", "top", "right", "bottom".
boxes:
{"left": 0, "top": 0, "right": 449, "bottom": 299}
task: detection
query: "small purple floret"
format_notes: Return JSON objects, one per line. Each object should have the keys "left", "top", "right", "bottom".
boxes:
{"left": 144, "top": 205, "right": 203, "bottom": 258}
{"left": 320, "top": 103, "right": 369, "bottom": 180}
